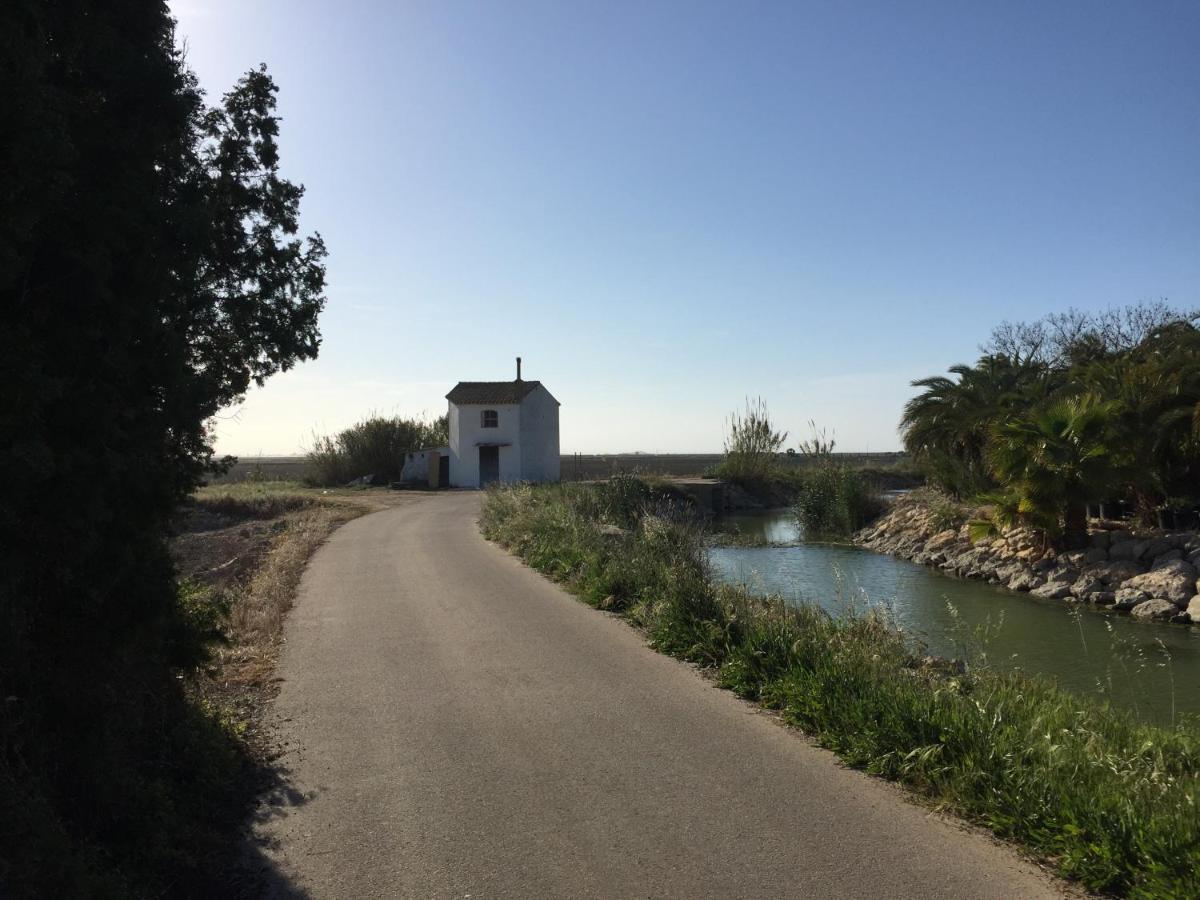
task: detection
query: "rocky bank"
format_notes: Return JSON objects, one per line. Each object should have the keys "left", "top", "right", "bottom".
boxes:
{"left": 857, "top": 493, "right": 1200, "bottom": 626}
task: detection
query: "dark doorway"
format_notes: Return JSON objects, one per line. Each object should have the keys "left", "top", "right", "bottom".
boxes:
{"left": 479, "top": 446, "right": 499, "bottom": 486}
{"left": 438, "top": 455, "right": 449, "bottom": 488}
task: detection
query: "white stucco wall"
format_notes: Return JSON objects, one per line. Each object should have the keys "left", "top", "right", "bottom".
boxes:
{"left": 449, "top": 402, "right": 521, "bottom": 487}
{"left": 518, "top": 384, "right": 561, "bottom": 482}
{"left": 400, "top": 446, "right": 449, "bottom": 482}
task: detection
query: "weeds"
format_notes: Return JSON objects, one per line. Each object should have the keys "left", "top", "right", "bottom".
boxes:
{"left": 482, "top": 479, "right": 1200, "bottom": 898}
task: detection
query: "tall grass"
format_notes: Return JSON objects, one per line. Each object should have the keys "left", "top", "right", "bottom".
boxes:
{"left": 792, "top": 464, "right": 884, "bottom": 537}
{"left": 481, "top": 480, "right": 1200, "bottom": 898}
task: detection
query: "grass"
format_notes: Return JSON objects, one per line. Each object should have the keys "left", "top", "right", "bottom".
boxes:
{"left": 481, "top": 479, "right": 1200, "bottom": 898}
{"left": 792, "top": 463, "right": 885, "bottom": 538}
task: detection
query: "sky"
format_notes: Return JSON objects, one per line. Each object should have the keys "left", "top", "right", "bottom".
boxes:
{"left": 169, "top": 0, "right": 1200, "bottom": 456}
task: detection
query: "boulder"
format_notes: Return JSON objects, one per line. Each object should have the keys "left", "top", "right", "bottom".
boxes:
{"left": 1109, "top": 539, "right": 1150, "bottom": 561}
{"left": 1008, "top": 571, "right": 1044, "bottom": 592}
{"left": 1031, "top": 581, "right": 1074, "bottom": 600}
{"left": 1130, "top": 598, "right": 1179, "bottom": 621}
{"left": 1046, "top": 565, "right": 1080, "bottom": 585}
{"left": 1083, "top": 560, "right": 1145, "bottom": 586}
{"left": 1082, "top": 546, "right": 1110, "bottom": 564}
{"left": 1187, "top": 595, "right": 1200, "bottom": 623}
{"left": 994, "top": 562, "right": 1027, "bottom": 584}
{"left": 926, "top": 529, "right": 959, "bottom": 552}
{"left": 1114, "top": 588, "right": 1150, "bottom": 611}
{"left": 1091, "top": 591, "right": 1117, "bottom": 606}
{"left": 1188, "top": 548, "right": 1200, "bottom": 569}
{"left": 1118, "top": 562, "right": 1197, "bottom": 606}
{"left": 1142, "top": 536, "right": 1179, "bottom": 561}
{"left": 1071, "top": 576, "right": 1104, "bottom": 599}
{"left": 1151, "top": 549, "right": 1184, "bottom": 569}
{"left": 1089, "top": 530, "right": 1112, "bottom": 550}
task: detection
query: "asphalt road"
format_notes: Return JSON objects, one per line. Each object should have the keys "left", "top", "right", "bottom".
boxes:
{"left": 254, "top": 492, "right": 1064, "bottom": 899}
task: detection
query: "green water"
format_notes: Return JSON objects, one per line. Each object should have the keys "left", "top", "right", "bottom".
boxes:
{"left": 710, "top": 510, "right": 1200, "bottom": 725}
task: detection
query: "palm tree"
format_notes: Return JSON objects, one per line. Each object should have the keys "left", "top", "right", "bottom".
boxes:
{"left": 1070, "top": 320, "right": 1200, "bottom": 522}
{"left": 901, "top": 354, "right": 1053, "bottom": 496}
{"left": 987, "top": 395, "right": 1127, "bottom": 548}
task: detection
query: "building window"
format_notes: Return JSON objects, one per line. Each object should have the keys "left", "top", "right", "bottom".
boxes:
{"left": 481, "top": 409, "right": 498, "bottom": 428}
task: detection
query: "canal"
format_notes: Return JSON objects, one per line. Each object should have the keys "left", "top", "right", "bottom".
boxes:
{"left": 710, "top": 510, "right": 1200, "bottom": 725}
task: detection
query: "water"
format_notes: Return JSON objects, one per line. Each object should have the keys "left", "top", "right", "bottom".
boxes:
{"left": 710, "top": 510, "right": 1200, "bottom": 725}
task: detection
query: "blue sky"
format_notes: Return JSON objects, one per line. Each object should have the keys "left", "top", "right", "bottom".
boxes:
{"left": 170, "top": 1, "right": 1200, "bottom": 455}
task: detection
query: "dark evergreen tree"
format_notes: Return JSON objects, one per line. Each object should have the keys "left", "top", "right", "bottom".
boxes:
{"left": 1, "top": 2, "right": 325, "bottom": 893}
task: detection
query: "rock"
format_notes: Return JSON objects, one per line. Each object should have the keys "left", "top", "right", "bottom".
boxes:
{"left": 1031, "top": 556, "right": 1057, "bottom": 573}
{"left": 1031, "top": 581, "right": 1074, "bottom": 600}
{"left": 1142, "top": 537, "right": 1178, "bottom": 560}
{"left": 1089, "top": 531, "right": 1112, "bottom": 550}
{"left": 1071, "top": 576, "right": 1104, "bottom": 599}
{"left": 1188, "top": 549, "right": 1200, "bottom": 569}
{"left": 1187, "top": 595, "right": 1200, "bottom": 623}
{"left": 1083, "top": 560, "right": 1145, "bottom": 586}
{"left": 1110, "top": 539, "right": 1150, "bottom": 561}
{"left": 1091, "top": 591, "right": 1117, "bottom": 606}
{"left": 1114, "top": 588, "right": 1150, "bottom": 611}
{"left": 1082, "top": 546, "right": 1109, "bottom": 564}
{"left": 1008, "top": 571, "right": 1044, "bottom": 592}
{"left": 926, "top": 529, "right": 959, "bottom": 552}
{"left": 1108, "top": 529, "right": 1133, "bottom": 544}
{"left": 1151, "top": 549, "right": 1184, "bottom": 569}
{"left": 994, "top": 562, "right": 1026, "bottom": 584}
{"left": 1130, "top": 598, "right": 1179, "bottom": 621}
{"left": 1119, "top": 562, "right": 1197, "bottom": 606}
{"left": 1046, "top": 565, "right": 1080, "bottom": 585}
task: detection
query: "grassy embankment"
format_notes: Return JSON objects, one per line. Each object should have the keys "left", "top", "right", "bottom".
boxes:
{"left": 176, "top": 481, "right": 387, "bottom": 727}
{"left": 481, "top": 477, "right": 1200, "bottom": 898}
{"left": 157, "top": 481, "right": 387, "bottom": 893}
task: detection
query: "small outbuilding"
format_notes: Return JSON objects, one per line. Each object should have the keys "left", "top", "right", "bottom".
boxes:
{"left": 402, "top": 358, "right": 560, "bottom": 488}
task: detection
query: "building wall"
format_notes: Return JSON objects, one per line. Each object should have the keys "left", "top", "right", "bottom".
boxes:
{"left": 400, "top": 446, "right": 449, "bottom": 483}
{"left": 449, "top": 402, "right": 521, "bottom": 487}
{"left": 518, "top": 385, "right": 561, "bottom": 482}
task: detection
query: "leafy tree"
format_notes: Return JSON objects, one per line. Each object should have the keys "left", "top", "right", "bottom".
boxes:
{"left": 1, "top": 2, "right": 325, "bottom": 893}
{"left": 987, "top": 396, "right": 1127, "bottom": 548}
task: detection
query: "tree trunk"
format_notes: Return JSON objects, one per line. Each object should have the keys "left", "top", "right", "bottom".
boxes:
{"left": 1063, "top": 501, "right": 1088, "bottom": 550}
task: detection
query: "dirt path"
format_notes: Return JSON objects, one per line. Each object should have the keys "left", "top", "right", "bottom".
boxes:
{"left": 253, "top": 492, "right": 1065, "bottom": 898}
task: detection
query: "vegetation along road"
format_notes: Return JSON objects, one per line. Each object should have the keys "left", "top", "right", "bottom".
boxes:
{"left": 255, "top": 492, "right": 1063, "bottom": 898}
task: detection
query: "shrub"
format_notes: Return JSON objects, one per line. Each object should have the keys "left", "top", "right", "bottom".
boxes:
{"left": 717, "top": 397, "right": 788, "bottom": 486}
{"left": 307, "top": 413, "right": 448, "bottom": 486}
{"left": 793, "top": 465, "right": 884, "bottom": 538}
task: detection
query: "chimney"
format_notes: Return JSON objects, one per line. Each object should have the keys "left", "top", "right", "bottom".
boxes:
{"left": 516, "top": 356, "right": 522, "bottom": 381}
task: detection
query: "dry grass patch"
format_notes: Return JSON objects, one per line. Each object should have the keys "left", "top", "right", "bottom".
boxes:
{"left": 172, "top": 482, "right": 395, "bottom": 746}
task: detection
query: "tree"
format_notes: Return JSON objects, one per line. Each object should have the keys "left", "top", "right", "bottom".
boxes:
{"left": 987, "top": 396, "right": 1127, "bottom": 548}
{"left": 0, "top": 2, "right": 325, "bottom": 892}
{"left": 900, "top": 354, "right": 1052, "bottom": 496}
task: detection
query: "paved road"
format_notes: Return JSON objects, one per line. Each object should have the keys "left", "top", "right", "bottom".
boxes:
{"left": 255, "top": 492, "right": 1064, "bottom": 898}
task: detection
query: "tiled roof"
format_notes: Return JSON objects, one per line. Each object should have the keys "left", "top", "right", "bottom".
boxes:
{"left": 445, "top": 380, "right": 542, "bottom": 405}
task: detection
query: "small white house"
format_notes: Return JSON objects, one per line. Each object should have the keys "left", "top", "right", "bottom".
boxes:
{"left": 402, "top": 360, "right": 560, "bottom": 487}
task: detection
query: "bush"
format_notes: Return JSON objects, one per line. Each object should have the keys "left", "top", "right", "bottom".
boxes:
{"left": 793, "top": 465, "right": 884, "bottom": 538}
{"left": 717, "top": 398, "right": 788, "bottom": 487}
{"left": 307, "top": 413, "right": 448, "bottom": 486}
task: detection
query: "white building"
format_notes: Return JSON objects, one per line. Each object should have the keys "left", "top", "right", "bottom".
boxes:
{"left": 401, "top": 360, "right": 560, "bottom": 487}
